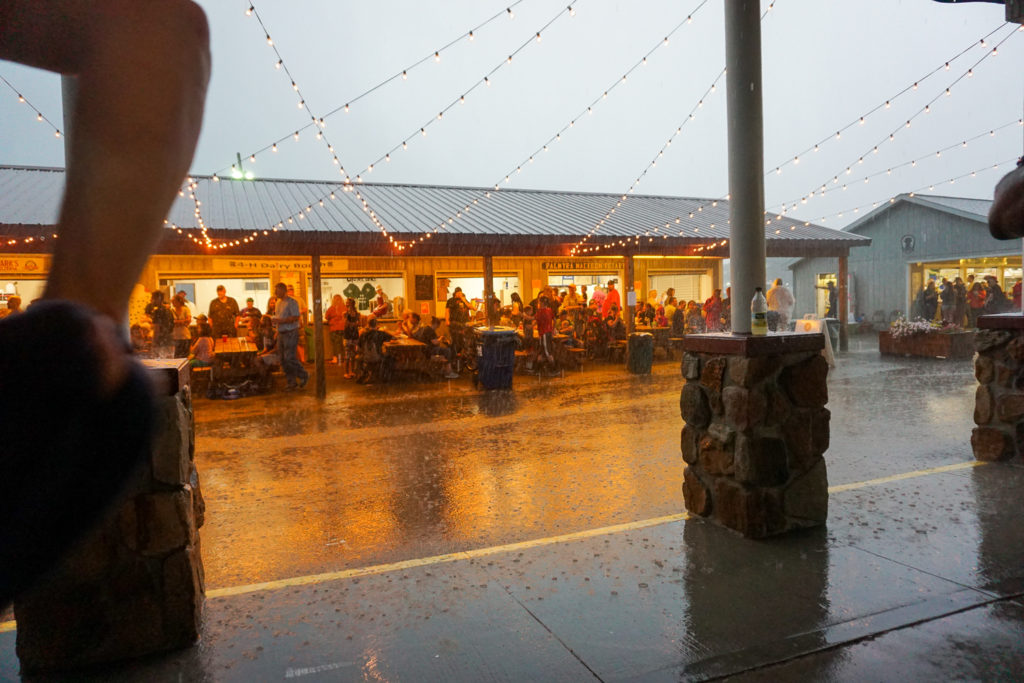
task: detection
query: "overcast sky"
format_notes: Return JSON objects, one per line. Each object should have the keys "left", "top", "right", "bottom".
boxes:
{"left": 1, "top": 0, "right": 1021, "bottom": 231}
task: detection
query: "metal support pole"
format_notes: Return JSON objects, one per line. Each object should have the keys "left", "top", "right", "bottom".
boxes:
{"left": 311, "top": 247, "right": 326, "bottom": 400}
{"left": 625, "top": 251, "right": 635, "bottom": 335}
{"left": 60, "top": 76, "right": 76, "bottom": 162}
{"left": 838, "top": 253, "right": 849, "bottom": 351}
{"left": 482, "top": 254, "right": 495, "bottom": 327}
{"left": 724, "top": 0, "right": 767, "bottom": 335}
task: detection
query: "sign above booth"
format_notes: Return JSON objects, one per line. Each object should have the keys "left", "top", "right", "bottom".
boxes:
{"left": 541, "top": 259, "right": 624, "bottom": 271}
{"left": 0, "top": 256, "right": 49, "bottom": 275}
{"left": 213, "top": 258, "right": 347, "bottom": 272}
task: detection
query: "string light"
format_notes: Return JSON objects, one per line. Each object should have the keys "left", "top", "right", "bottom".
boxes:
{"left": 765, "top": 22, "right": 1009, "bottom": 179}
{"left": 0, "top": 74, "right": 63, "bottom": 139}
{"left": 807, "top": 158, "right": 1018, "bottom": 227}
{"left": 213, "top": 0, "right": 533, "bottom": 180}
{"left": 769, "top": 25, "right": 1017, "bottom": 215}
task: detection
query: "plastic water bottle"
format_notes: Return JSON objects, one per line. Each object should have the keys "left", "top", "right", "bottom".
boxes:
{"left": 751, "top": 287, "right": 768, "bottom": 336}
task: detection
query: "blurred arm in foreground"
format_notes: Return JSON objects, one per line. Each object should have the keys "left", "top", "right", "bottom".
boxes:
{"left": 989, "top": 158, "right": 1024, "bottom": 240}
{"left": 0, "top": 0, "right": 210, "bottom": 609}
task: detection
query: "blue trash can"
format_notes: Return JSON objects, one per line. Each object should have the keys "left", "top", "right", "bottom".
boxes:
{"left": 478, "top": 327, "right": 517, "bottom": 390}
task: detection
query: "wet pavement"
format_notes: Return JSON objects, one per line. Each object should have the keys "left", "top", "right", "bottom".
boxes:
{"left": 2, "top": 337, "right": 1023, "bottom": 681}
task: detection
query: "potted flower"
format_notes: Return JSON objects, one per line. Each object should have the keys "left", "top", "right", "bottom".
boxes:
{"left": 879, "top": 317, "right": 975, "bottom": 359}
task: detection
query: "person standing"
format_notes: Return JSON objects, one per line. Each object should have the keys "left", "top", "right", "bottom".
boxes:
{"left": 145, "top": 290, "right": 174, "bottom": 357}
{"left": 602, "top": 280, "right": 621, "bottom": 319}
{"left": 952, "top": 277, "right": 968, "bottom": 327}
{"left": 342, "top": 297, "right": 361, "bottom": 379}
{"left": 766, "top": 278, "right": 794, "bottom": 331}
{"left": 272, "top": 282, "right": 308, "bottom": 391}
{"left": 237, "top": 296, "right": 260, "bottom": 328}
{"left": 208, "top": 285, "right": 239, "bottom": 338}
{"left": 535, "top": 295, "right": 556, "bottom": 373}
{"left": 325, "top": 293, "right": 347, "bottom": 365}
{"left": 171, "top": 293, "right": 193, "bottom": 358}
{"left": 445, "top": 286, "right": 471, "bottom": 364}
{"left": 703, "top": 289, "right": 723, "bottom": 332}
{"left": 967, "top": 280, "right": 986, "bottom": 328}
{"left": 939, "top": 278, "right": 956, "bottom": 324}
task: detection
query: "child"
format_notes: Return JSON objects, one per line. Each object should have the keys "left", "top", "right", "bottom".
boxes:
{"left": 342, "top": 297, "right": 361, "bottom": 379}
{"left": 189, "top": 322, "right": 214, "bottom": 368}
{"left": 521, "top": 305, "right": 536, "bottom": 352}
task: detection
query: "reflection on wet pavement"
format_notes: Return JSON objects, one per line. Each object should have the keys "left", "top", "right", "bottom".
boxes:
{"left": 196, "top": 364, "right": 685, "bottom": 588}
{"left": 2, "top": 343, "right": 1022, "bottom": 681}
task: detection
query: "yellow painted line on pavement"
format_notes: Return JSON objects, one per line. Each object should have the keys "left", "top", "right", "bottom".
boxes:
{"left": 0, "top": 460, "right": 992, "bottom": 633}
{"left": 827, "top": 460, "right": 985, "bottom": 494}
{"left": 206, "top": 513, "right": 690, "bottom": 599}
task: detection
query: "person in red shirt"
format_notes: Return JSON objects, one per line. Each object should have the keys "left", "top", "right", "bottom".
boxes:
{"left": 534, "top": 295, "right": 557, "bottom": 375}
{"left": 602, "top": 280, "right": 621, "bottom": 318}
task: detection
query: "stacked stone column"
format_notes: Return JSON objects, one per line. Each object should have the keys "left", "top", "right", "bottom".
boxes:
{"left": 15, "top": 360, "right": 205, "bottom": 673}
{"left": 972, "top": 315, "right": 1024, "bottom": 462}
{"left": 680, "top": 334, "right": 829, "bottom": 538}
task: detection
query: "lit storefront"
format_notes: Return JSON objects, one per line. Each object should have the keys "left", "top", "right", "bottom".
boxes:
{"left": 1, "top": 166, "right": 869, "bottom": 336}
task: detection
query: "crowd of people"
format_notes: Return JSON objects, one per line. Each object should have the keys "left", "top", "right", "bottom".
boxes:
{"left": 912, "top": 274, "right": 1019, "bottom": 328}
{"left": 131, "top": 277, "right": 808, "bottom": 387}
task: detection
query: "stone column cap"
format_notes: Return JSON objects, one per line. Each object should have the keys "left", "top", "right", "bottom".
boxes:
{"left": 682, "top": 332, "right": 823, "bottom": 358}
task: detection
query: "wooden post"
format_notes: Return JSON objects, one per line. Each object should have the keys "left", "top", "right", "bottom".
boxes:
{"left": 483, "top": 253, "right": 495, "bottom": 327}
{"left": 625, "top": 250, "right": 635, "bottom": 335}
{"left": 311, "top": 246, "right": 326, "bottom": 400}
{"left": 838, "top": 252, "right": 849, "bottom": 352}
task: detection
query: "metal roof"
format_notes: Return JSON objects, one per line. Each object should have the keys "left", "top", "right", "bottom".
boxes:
{"left": 0, "top": 165, "right": 869, "bottom": 253}
{"left": 840, "top": 192, "right": 992, "bottom": 235}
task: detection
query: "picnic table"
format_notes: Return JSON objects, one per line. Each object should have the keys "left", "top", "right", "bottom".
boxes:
{"left": 210, "top": 336, "right": 261, "bottom": 390}
{"left": 384, "top": 336, "right": 430, "bottom": 375}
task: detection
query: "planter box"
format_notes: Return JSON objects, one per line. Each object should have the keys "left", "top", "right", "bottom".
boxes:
{"left": 878, "top": 330, "right": 975, "bottom": 359}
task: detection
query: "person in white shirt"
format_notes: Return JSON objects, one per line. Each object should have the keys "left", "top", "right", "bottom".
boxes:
{"left": 766, "top": 278, "right": 795, "bottom": 331}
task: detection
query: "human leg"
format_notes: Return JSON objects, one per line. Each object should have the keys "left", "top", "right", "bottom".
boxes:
{"left": 278, "top": 329, "right": 301, "bottom": 387}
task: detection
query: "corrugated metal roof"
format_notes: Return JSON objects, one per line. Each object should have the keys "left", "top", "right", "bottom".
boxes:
{"left": 906, "top": 194, "right": 991, "bottom": 221}
{"left": 0, "top": 165, "right": 869, "bottom": 248}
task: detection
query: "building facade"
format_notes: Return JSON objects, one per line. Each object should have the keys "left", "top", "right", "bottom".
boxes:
{"left": 789, "top": 194, "right": 1016, "bottom": 322}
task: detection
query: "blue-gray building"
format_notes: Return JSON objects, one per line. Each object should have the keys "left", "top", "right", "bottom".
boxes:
{"left": 789, "top": 194, "right": 1017, "bottom": 323}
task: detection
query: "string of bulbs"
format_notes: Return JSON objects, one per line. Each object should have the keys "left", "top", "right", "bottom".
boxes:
{"left": 182, "top": 0, "right": 583, "bottom": 252}
{"left": 395, "top": 0, "right": 718, "bottom": 252}
{"left": 769, "top": 23, "right": 1020, "bottom": 218}
{"left": 765, "top": 21, "right": 1012, "bottom": 178}
{"left": 195, "top": 0, "right": 712, "bottom": 253}
{"left": 809, "top": 157, "right": 1020, "bottom": 226}
{"left": 211, "top": 0, "right": 534, "bottom": 180}
{"left": 571, "top": 0, "right": 782, "bottom": 255}
{"left": 570, "top": 20, "right": 1023, "bottom": 254}
{"left": 0, "top": 74, "right": 63, "bottom": 140}
{"left": 768, "top": 118, "right": 1024, "bottom": 216}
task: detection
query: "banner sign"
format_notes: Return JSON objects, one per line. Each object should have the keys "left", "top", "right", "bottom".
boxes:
{"left": 542, "top": 260, "right": 623, "bottom": 271}
{"left": 212, "top": 258, "right": 347, "bottom": 272}
{"left": 0, "top": 256, "right": 49, "bottom": 274}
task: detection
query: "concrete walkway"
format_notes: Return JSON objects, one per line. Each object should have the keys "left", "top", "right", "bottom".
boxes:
{"left": 2, "top": 338, "right": 1022, "bottom": 681}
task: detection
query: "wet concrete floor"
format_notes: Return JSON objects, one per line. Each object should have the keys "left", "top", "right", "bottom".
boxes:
{"left": 2, "top": 337, "right": 1023, "bottom": 680}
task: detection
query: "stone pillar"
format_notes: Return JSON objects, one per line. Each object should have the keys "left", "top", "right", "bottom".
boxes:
{"left": 14, "top": 359, "right": 204, "bottom": 673}
{"left": 972, "top": 314, "right": 1024, "bottom": 462}
{"left": 680, "top": 333, "right": 829, "bottom": 538}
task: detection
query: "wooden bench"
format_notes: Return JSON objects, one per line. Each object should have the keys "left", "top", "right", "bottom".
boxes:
{"left": 568, "top": 346, "right": 586, "bottom": 370}
{"left": 608, "top": 340, "right": 627, "bottom": 363}
{"left": 513, "top": 350, "right": 530, "bottom": 374}
{"left": 669, "top": 337, "right": 686, "bottom": 360}
{"left": 189, "top": 365, "right": 212, "bottom": 394}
